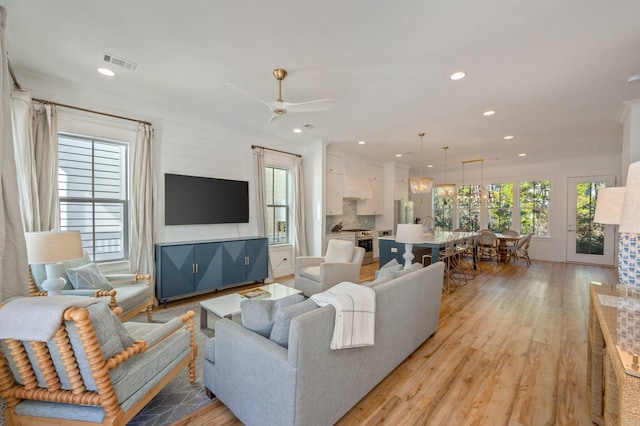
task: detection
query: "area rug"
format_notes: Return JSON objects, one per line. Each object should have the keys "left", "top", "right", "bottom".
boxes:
{"left": 127, "top": 300, "right": 223, "bottom": 425}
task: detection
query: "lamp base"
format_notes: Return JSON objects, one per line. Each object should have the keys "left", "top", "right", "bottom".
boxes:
{"left": 41, "top": 278, "right": 66, "bottom": 296}
{"left": 619, "top": 233, "right": 640, "bottom": 286}
{"left": 403, "top": 243, "right": 415, "bottom": 268}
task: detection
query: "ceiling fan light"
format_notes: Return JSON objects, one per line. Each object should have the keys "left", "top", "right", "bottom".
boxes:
{"left": 410, "top": 177, "right": 434, "bottom": 194}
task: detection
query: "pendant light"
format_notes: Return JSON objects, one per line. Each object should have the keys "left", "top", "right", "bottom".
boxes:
{"left": 409, "top": 132, "right": 434, "bottom": 197}
{"left": 435, "top": 146, "right": 456, "bottom": 197}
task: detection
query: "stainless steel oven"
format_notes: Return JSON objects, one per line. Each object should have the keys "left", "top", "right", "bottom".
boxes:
{"left": 342, "top": 229, "right": 374, "bottom": 265}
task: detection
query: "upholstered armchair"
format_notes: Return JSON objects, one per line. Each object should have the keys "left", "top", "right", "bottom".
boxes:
{"left": 294, "top": 239, "right": 365, "bottom": 297}
{"left": 29, "top": 251, "right": 154, "bottom": 322}
{"left": 0, "top": 296, "right": 196, "bottom": 425}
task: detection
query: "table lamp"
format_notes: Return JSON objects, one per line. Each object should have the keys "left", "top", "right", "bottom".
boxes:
{"left": 24, "top": 231, "right": 83, "bottom": 296}
{"left": 619, "top": 161, "right": 640, "bottom": 287}
{"left": 396, "top": 224, "right": 424, "bottom": 268}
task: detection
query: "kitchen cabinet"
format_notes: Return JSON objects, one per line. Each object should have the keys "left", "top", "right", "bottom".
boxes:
{"left": 394, "top": 166, "right": 410, "bottom": 200}
{"left": 326, "top": 171, "right": 344, "bottom": 215}
{"left": 327, "top": 153, "right": 344, "bottom": 174}
{"left": 357, "top": 179, "right": 384, "bottom": 215}
{"left": 366, "top": 163, "right": 384, "bottom": 181}
{"left": 155, "top": 237, "right": 268, "bottom": 304}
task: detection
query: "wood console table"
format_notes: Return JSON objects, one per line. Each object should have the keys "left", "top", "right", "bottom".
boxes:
{"left": 588, "top": 282, "right": 640, "bottom": 425}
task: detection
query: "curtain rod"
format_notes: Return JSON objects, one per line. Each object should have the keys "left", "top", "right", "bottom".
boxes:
{"left": 9, "top": 58, "right": 152, "bottom": 126}
{"left": 251, "top": 144, "right": 301, "bottom": 158}
{"left": 32, "top": 98, "right": 152, "bottom": 127}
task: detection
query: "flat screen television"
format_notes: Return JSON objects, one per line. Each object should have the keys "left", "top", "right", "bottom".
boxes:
{"left": 164, "top": 173, "right": 249, "bottom": 225}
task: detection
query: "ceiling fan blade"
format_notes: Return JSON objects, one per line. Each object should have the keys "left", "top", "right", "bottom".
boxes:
{"left": 267, "top": 113, "right": 281, "bottom": 125}
{"left": 283, "top": 99, "right": 336, "bottom": 113}
{"left": 225, "top": 82, "right": 274, "bottom": 112}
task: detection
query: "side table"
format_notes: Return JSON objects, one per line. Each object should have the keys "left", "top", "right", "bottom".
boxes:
{"left": 588, "top": 282, "right": 640, "bottom": 425}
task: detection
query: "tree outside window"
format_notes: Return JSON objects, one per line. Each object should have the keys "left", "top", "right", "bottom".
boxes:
{"left": 487, "top": 183, "right": 513, "bottom": 232}
{"left": 265, "top": 166, "right": 290, "bottom": 244}
{"left": 457, "top": 184, "right": 481, "bottom": 231}
{"left": 433, "top": 193, "right": 453, "bottom": 231}
{"left": 575, "top": 181, "right": 605, "bottom": 255}
{"left": 519, "top": 180, "right": 550, "bottom": 236}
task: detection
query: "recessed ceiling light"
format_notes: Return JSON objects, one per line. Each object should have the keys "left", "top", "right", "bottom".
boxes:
{"left": 518, "top": 153, "right": 527, "bottom": 157}
{"left": 427, "top": 165, "right": 433, "bottom": 168}
{"left": 395, "top": 154, "right": 402, "bottom": 157}
{"left": 358, "top": 141, "right": 366, "bottom": 145}
{"left": 293, "top": 128, "right": 302, "bottom": 133}
{"left": 449, "top": 71, "right": 467, "bottom": 81}
{"left": 97, "top": 68, "right": 116, "bottom": 77}
{"left": 483, "top": 110, "right": 496, "bottom": 116}
{"left": 504, "top": 135, "right": 514, "bottom": 140}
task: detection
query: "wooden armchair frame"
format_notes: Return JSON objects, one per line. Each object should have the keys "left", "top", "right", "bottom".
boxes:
{"left": 28, "top": 267, "right": 154, "bottom": 322}
{"left": 0, "top": 305, "right": 196, "bottom": 426}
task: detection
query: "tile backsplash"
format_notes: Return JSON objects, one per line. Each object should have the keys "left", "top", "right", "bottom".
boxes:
{"left": 325, "top": 199, "right": 375, "bottom": 233}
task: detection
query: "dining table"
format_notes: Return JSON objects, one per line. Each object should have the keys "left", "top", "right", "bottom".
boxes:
{"left": 494, "top": 232, "right": 522, "bottom": 262}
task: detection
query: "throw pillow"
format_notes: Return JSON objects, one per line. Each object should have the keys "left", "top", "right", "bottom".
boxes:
{"left": 241, "top": 293, "right": 305, "bottom": 338}
{"left": 374, "top": 258, "right": 401, "bottom": 280}
{"left": 389, "top": 262, "right": 422, "bottom": 278}
{"left": 270, "top": 299, "right": 318, "bottom": 348}
{"left": 66, "top": 263, "right": 113, "bottom": 290}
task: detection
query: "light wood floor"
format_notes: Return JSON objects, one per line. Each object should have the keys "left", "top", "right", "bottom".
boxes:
{"left": 173, "top": 259, "right": 617, "bottom": 426}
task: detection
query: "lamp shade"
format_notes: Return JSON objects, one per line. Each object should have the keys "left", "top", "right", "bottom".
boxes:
{"left": 395, "top": 224, "right": 424, "bottom": 244}
{"left": 620, "top": 161, "right": 640, "bottom": 233}
{"left": 24, "top": 231, "right": 83, "bottom": 264}
{"left": 410, "top": 177, "right": 434, "bottom": 194}
{"left": 594, "top": 187, "right": 625, "bottom": 225}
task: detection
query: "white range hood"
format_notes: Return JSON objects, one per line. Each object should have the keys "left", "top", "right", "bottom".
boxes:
{"left": 343, "top": 158, "right": 373, "bottom": 199}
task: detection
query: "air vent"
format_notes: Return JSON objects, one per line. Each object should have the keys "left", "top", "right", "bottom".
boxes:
{"left": 100, "top": 52, "right": 137, "bottom": 71}
{"left": 303, "top": 124, "right": 315, "bottom": 129}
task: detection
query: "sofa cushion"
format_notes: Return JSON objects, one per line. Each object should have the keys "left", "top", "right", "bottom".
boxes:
{"left": 66, "top": 262, "right": 113, "bottom": 290}
{"left": 241, "top": 294, "right": 305, "bottom": 338}
{"left": 298, "top": 265, "right": 321, "bottom": 281}
{"left": 324, "top": 239, "right": 354, "bottom": 263}
{"left": 205, "top": 337, "right": 216, "bottom": 363}
{"left": 109, "top": 310, "right": 135, "bottom": 348}
{"left": 270, "top": 299, "right": 318, "bottom": 348}
{"left": 109, "top": 284, "right": 151, "bottom": 315}
{"left": 390, "top": 262, "right": 423, "bottom": 278}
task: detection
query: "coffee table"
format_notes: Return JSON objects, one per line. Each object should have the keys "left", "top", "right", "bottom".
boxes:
{"left": 199, "top": 283, "right": 303, "bottom": 330}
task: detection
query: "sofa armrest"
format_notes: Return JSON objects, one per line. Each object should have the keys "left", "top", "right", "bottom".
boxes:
{"left": 106, "top": 273, "right": 151, "bottom": 287}
{"left": 295, "top": 256, "right": 324, "bottom": 273}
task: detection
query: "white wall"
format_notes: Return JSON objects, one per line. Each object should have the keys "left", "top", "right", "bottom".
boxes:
{"left": 17, "top": 70, "right": 325, "bottom": 267}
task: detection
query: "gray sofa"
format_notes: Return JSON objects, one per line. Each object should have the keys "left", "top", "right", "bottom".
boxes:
{"left": 203, "top": 261, "right": 445, "bottom": 426}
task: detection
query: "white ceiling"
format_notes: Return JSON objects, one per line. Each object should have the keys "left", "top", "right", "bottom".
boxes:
{"left": 3, "top": 0, "right": 640, "bottom": 171}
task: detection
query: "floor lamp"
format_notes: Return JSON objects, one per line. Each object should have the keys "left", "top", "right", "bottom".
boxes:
{"left": 620, "top": 161, "right": 640, "bottom": 287}
{"left": 396, "top": 224, "right": 424, "bottom": 268}
{"left": 24, "top": 231, "right": 84, "bottom": 296}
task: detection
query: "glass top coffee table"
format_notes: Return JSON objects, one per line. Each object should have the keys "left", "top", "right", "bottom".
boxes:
{"left": 200, "top": 283, "right": 302, "bottom": 330}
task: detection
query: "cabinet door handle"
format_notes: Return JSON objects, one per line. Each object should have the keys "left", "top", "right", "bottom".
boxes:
{"left": 192, "top": 264, "right": 195, "bottom": 274}
{"left": 245, "top": 256, "right": 249, "bottom": 266}
{"left": 195, "top": 263, "right": 199, "bottom": 274}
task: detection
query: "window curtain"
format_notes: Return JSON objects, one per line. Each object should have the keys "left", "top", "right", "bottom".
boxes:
{"left": 130, "top": 123, "right": 154, "bottom": 276}
{"left": 10, "top": 91, "right": 58, "bottom": 232}
{"left": 293, "top": 156, "right": 308, "bottom": 257}
{"left": 0, "top": 5, "right": 28, "bottom": 301}
{"left": 253, "top": 147, "right": 274, "bottom": 282}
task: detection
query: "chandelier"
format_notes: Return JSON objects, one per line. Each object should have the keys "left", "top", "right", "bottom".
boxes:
{"left": 409, "top": 132, "right": 434, "bottom": 196}
{"left": 435, "top": 146, "right": 456, "bottom": 197}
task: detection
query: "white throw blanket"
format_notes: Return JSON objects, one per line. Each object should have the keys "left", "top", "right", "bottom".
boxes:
{"left": 311, "top": 282, "right": 376, "bottom": 350}
{"left": 0, "top": 296, "right": 96, "bottom": 341}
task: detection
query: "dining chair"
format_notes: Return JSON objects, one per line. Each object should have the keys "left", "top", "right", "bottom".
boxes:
{"left": 507, "top": 233, "right": 532, "bottom": 266}
{"left": 478, "top": 229, "right": 498, "bottom": 263}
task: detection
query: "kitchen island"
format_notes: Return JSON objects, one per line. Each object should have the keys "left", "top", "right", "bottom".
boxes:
{"left": 378, "top": 231, "right": 477, "bottom": 267}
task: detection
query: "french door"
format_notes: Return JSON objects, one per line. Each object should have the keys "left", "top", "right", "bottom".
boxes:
{"left": 566, "top": 175, "right": 616, "bottom": 265}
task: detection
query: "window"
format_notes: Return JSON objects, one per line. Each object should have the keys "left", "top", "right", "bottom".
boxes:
{"left": 575, "top": 181, "right": 606, "bottom": 255}
{"left": 457, "top": 184, "right": 481, "bottom": 231}
{"left": 433, "top": 192, "right": 453, "bottom": 231}
{"left": 58, "top": 133, "right": 129, "bottom": 262}
{"left": 519, "top": 180, "right": 550, "bottom": 236}
{"left": 265, "top": 166, "right": 290, "bottom": 244}
{"left": 487, "top": 182, "right": 513, "bottom": 232}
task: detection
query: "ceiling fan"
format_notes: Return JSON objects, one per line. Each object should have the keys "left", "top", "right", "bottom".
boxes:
{"left": 227, "top": 68, "right": 336, "bottom": 124}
